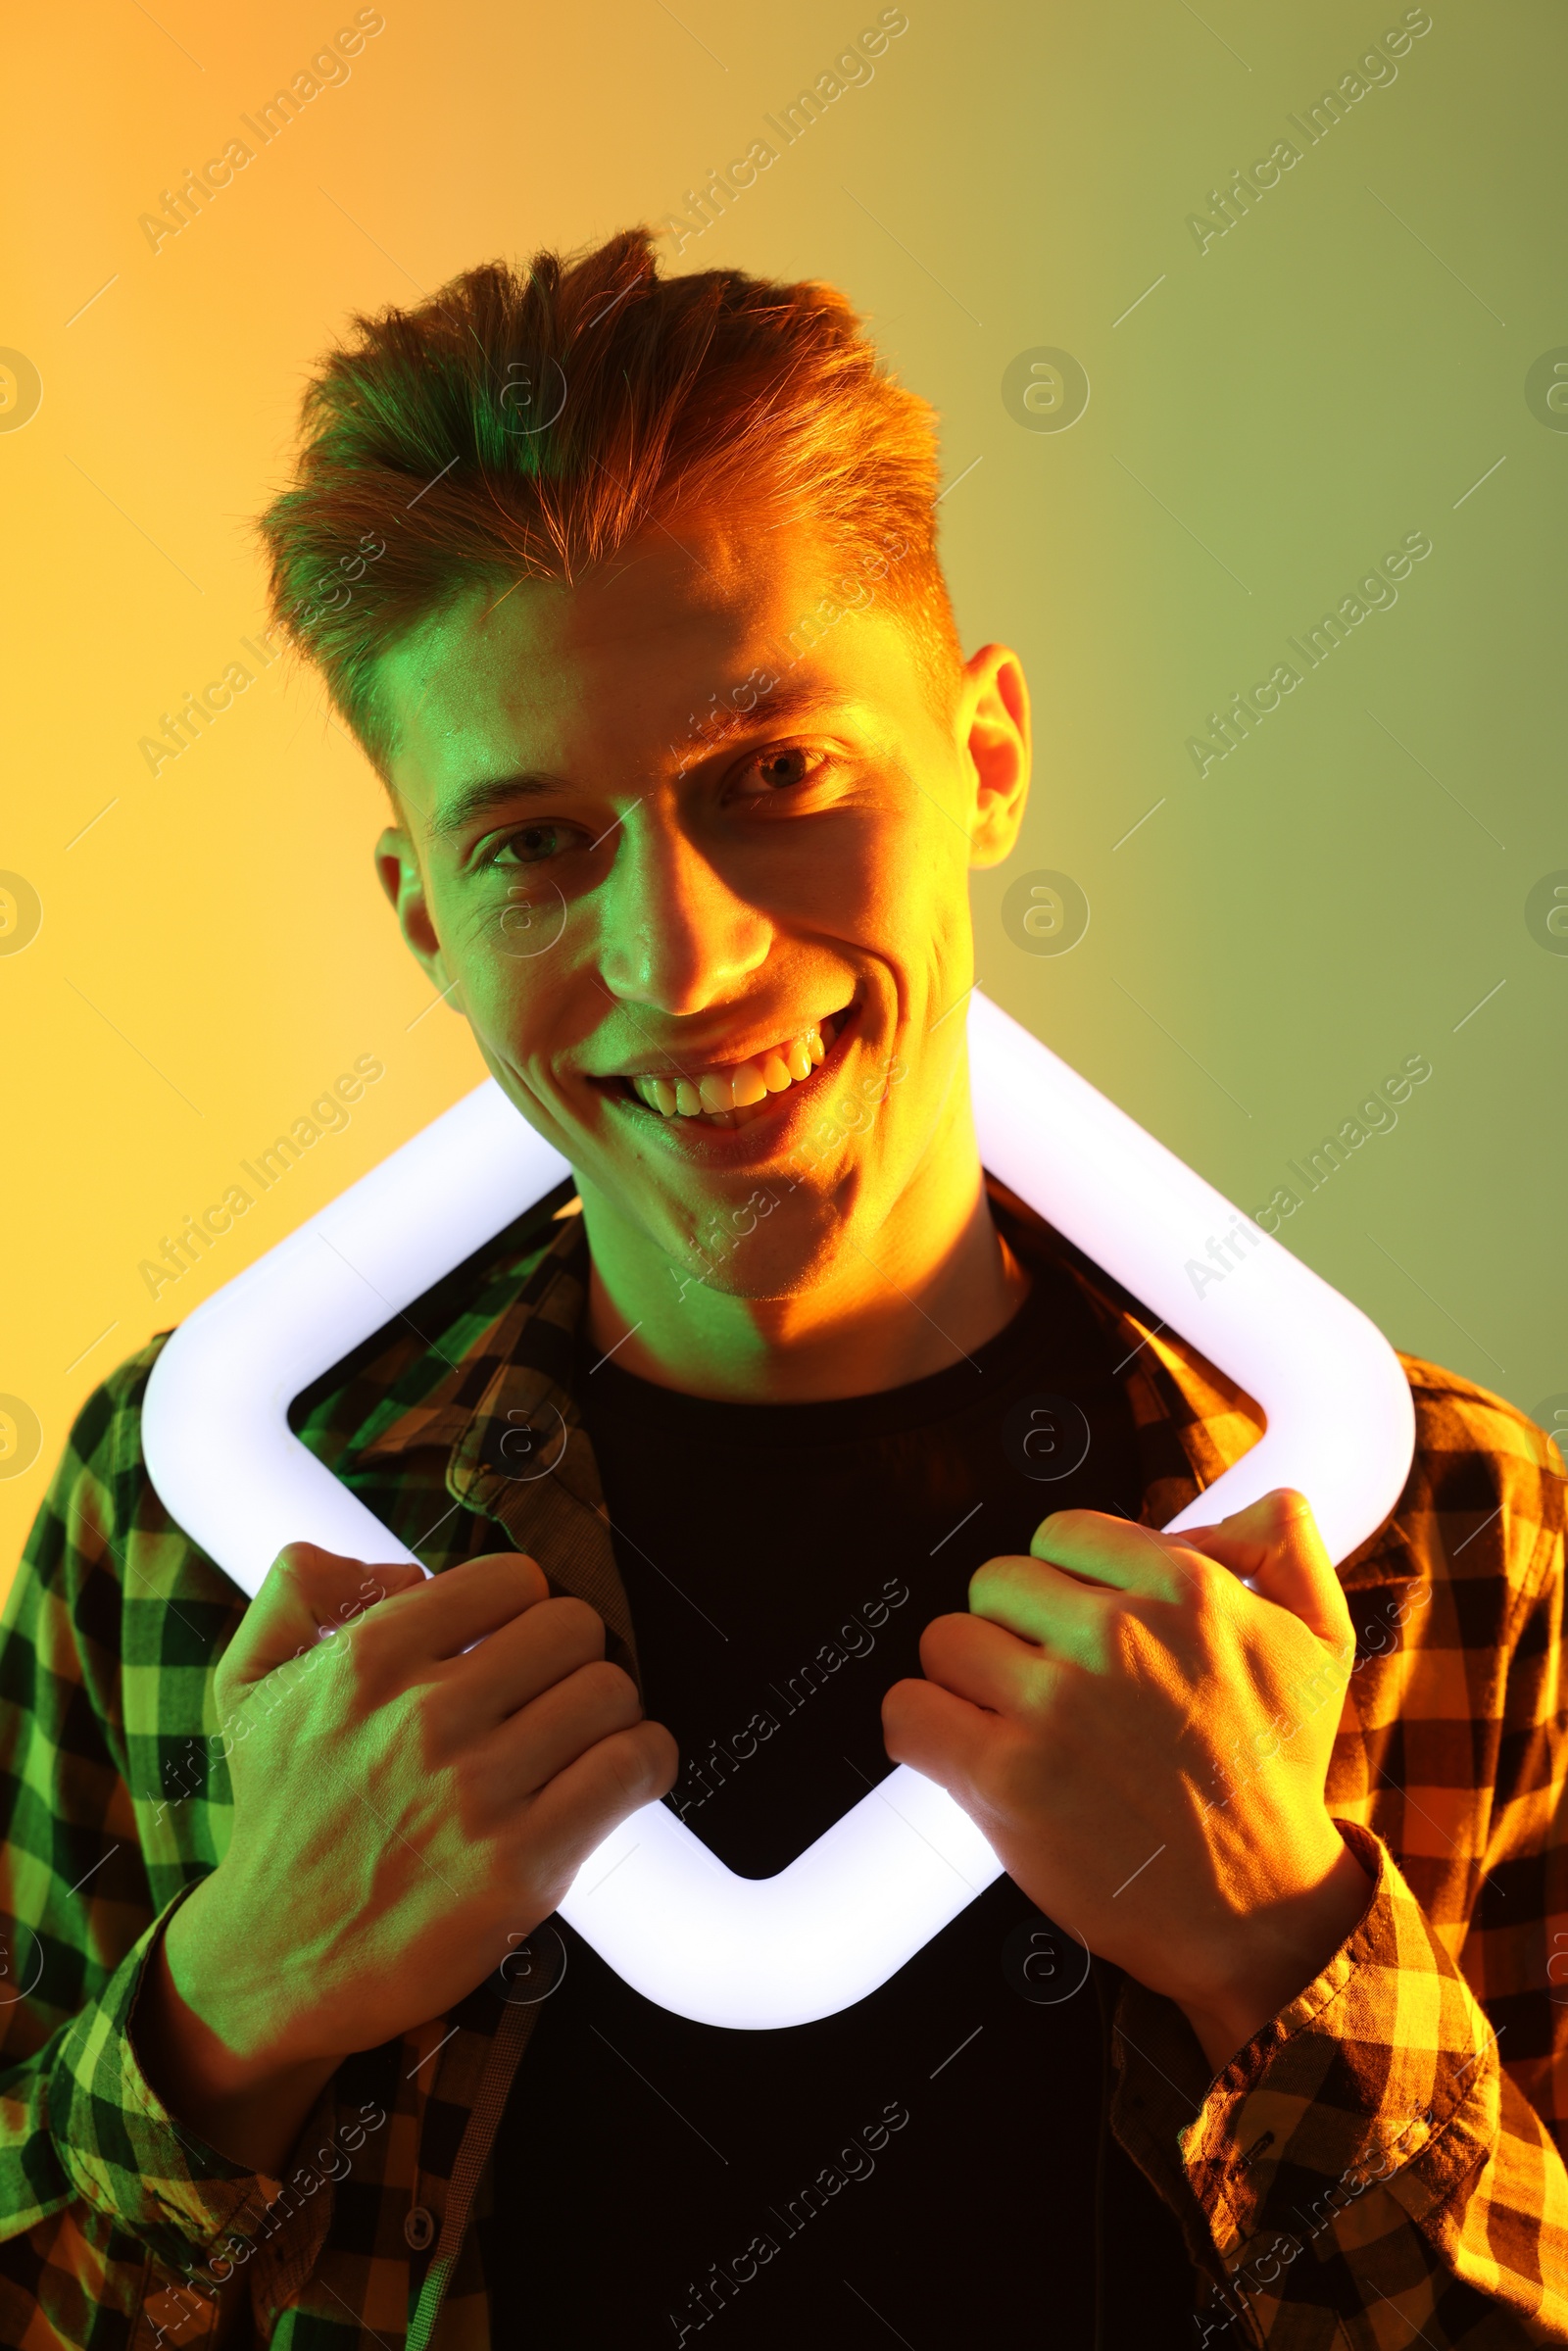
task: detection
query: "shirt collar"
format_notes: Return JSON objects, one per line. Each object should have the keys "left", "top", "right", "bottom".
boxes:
{"left": 356, "top": 1205, "right": 591, "bottom": 1476}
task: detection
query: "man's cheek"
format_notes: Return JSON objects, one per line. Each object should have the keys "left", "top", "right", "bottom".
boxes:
{"left": 486, "top": 875, "right": 569, "bottom": 965}
{"left": 831, "top": 1087, "right": 872, "bottom": 1133}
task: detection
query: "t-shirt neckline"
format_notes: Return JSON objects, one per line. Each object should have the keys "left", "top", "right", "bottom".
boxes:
{"left": 570, "top": 1232, "right": 1106, "bottom": 1452}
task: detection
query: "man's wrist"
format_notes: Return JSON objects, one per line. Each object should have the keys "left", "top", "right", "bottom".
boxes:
{"left": 157, "top": 1868, "right": 312, "bottom": 2076}
{"left": 132, "top": 1874, "right": 341, "bottom": 2173}
{"left": 1176, "top": 1836, "right": 1373, "bottom": 2075}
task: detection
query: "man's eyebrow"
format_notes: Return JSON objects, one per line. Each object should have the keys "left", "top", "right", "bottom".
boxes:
{"left": 731, "top": 678, "right": 868, "bottom": 726}
{"left": 426, "top": 682, "right": 870, "bottom": 838}
{"left": 427, "top": 773, "right": 564, "bottom": 840}
{"left": 669, "top": 677, "right": 876, "bottom": 756}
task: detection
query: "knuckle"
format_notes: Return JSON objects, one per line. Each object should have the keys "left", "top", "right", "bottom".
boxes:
{"left": 916, "top": 1621, "right": 960, "bottom": 1682}
{"left": 271, "top": 1540, "right": 355, "bottom": 1585}
{"left": 1032, "top": 1507, "right": 1086, "bottom": 1547}
{"left": 345, "top": 1600, "right": 391, "bottom": 1663}
{"left": 1253, "top": 1487, "right": 1321, "bottom": 1549}
{"left": 879, "top": 1680, "right": 915, "bottom": 1745}
{"left": 478, "top": 1547, "right": 550, "bottom": 1597}
{"left": 1178, "top": 1550, "right": 1233, "bottom": 1621}
{"left": 574, "top": 1656, "right": 640, "bottom": 1716}
{"left": 1180, "top": 1546, "right": 1225, "bottom": 1599}
{"left": 610, "top": 1722, "right": 673, "bottom": 1801}
{"left": 627, "top": 1719, "right": 678, "bottom": 1789}
{"left": 967, "top": 1558, "right": 1020, "bottom": 1612}
{"left": 917, "top": 1613, "right": 951, "bottom": 1663}
{"left": 539, "top": 1595, "right": 607, "bottom": 1656}
{"left": 1105, "top": 1604, "right": 1154, "bottom": 1678}
{"left": 341, "top": 1617, "right": 398, "bottom": 1705}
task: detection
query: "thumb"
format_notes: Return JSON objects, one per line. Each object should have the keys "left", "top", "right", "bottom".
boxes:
{"left": 1180, "top": 1488, "right": 1353, "bottom": 1654}
{"left": 218, "top": 1541, "right": 426, "bottom": 1703}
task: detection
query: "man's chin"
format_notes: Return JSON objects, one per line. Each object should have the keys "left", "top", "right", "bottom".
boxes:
{"left": 567, "top": 1164, "right": 853, "bottom": 1302}
{"left": 664, "top": 1200, "right": 853, "bottom": 1303}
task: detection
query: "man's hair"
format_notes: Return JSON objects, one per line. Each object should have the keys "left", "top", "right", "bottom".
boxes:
{"left": 255, "top": 226, "right": 964, "bottom": 781}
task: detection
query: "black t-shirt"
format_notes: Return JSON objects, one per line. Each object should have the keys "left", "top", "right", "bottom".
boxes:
{"left": 480, "top": 1212, "right": 1197, "bottom": 2345}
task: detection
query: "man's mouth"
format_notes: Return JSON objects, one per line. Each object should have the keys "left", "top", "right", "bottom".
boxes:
{"left": 602, "top": 1000, "right": 858, "bottom": 1130}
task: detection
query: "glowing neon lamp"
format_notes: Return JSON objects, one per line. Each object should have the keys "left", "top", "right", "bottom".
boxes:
{"left": 141, "top": 990, "right": 1414, "bottom": 2029}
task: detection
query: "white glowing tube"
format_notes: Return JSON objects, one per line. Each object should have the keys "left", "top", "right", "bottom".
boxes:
{"left": 966, "top": 991, "right": 1414, "bottom": 1563}
{"left": 141, "top": 991, "right": 1414, "bottom": 2028}
{"left": 142, "top": 1086, "right": 572, "bottom": 1586}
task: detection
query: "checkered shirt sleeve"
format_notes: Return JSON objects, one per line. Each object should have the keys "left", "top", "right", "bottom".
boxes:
{"left": 1106, "top": 1356, "right": 1568, "bottom": 2346}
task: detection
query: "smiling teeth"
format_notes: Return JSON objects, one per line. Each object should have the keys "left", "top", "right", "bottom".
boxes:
{"left": 631, "top": 1018, "right": 836, "bottom": 1120}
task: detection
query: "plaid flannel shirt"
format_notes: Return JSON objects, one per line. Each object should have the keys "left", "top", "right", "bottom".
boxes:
{"left": 2, "top": 1173, "right": 1565, "bottom": 2350}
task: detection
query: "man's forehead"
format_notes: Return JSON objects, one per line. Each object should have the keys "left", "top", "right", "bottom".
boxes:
{"left": 396, "top": 519, "right": 816, "bottom": 679}
{"left": 392, "top": 534, "right": 759, "bottom": 712}
{"left": 380, "top": 520, "right": 910, "bottom": 805}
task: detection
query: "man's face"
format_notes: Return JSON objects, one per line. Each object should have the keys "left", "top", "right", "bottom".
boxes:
{"left": 374, "top": 514, "right": 1029, "bottom": 1300}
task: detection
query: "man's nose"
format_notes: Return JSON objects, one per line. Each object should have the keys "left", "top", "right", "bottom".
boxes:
{"left": 594, "top": 812, "right": 770, "bottom": 1013}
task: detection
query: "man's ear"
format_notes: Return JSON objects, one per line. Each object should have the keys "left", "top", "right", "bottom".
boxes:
{"left": 960, "top": 646, "right": 1031, "bottom": 869}
{"left": 374, "top": 825, "right": 463, "bottom": 1008}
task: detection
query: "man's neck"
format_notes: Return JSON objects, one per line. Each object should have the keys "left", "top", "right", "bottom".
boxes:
{"left": 575, "top": 1132, "right": 1031, "bottom": 1405}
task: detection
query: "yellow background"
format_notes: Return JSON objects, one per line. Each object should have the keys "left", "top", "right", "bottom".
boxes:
{"left": 4, "top": 0, "right": 1565, "bottom": 1594}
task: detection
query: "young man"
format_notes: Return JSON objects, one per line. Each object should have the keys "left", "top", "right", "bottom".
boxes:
{"left": 1, "top": 230, "right": 1563, "bottom": 2350}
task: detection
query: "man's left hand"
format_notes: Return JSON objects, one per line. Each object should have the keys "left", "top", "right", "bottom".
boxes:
{"left": 881, "top": 1489, "right": 1374, "bottom": 2072}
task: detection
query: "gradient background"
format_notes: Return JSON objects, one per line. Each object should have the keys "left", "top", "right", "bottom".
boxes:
{"left": 3, "top": 0, "right": 1564, "bottom": 1599}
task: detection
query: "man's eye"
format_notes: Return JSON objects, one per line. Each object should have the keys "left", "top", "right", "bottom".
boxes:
{"left": 741, "top": 746, "right": 829, "bottom": 794}
{"left": 490, "top": 823, "right": 570, "bottom": 866}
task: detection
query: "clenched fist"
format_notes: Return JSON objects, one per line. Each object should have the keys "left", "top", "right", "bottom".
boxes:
{"left": 882, "top": 1489, "right": 1373, "bottom": 2071}
{"left": 136, "top": 1543, "right": 677, "bottom": 2169}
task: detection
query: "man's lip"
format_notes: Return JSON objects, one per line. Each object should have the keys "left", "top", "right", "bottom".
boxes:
{"left": 600, "top": 996, "right": 863, "bottom": 1140}
{"left": 587, "top": 993, "right": 860, "bottom": 1091}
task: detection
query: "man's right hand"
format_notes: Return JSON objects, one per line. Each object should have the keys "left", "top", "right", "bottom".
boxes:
{"left": 135, "top": 1543, "right": 677, "bottom": 2171}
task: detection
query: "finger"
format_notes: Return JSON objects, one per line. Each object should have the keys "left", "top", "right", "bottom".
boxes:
{"left": 512, "top": 1718, "right": 680, "bottom": 1887}
{"left": 880, "top": 1674, "right": 995, "bottom": 1793}
{"left": 220, "top": 1543, "right": 426, "bottom": 1697}
{"left": 440, "top": 1594, "right": 608, "bottom": 1726}
{"left": 967, "top": 1555, "right": 1109, "bottom": 1664}
{"left": 1026, "top": 1507, "right": 1194, "bottom": 1599}
{"left": 357, "top": 1550, "right": 552, "bottom": 1670}
{"left": 918, "top": 1609, "right": 1060, "bottom": 1712}
{"left": 1180, "top": 1489, "right": 1353, "bottom": 1651}
{"left": 486, "top": 1657, "right": 649, "bottom": 1800}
